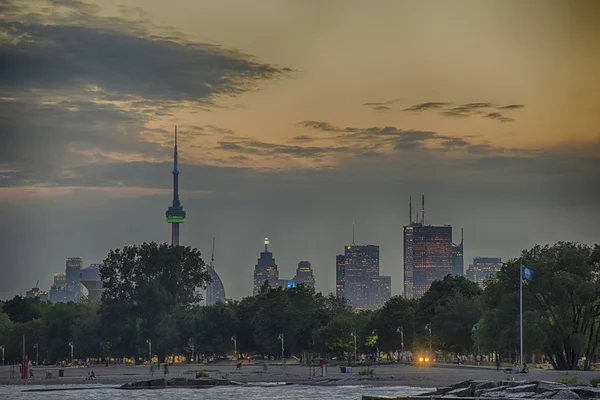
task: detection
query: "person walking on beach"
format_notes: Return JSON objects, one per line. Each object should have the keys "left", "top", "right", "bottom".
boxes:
{"left": 150, "top": 363, "right": 155, "bottom": 376}
{"left": 164, "top": 363, "right": 169, "bottom": 376}
{"left": 496, "top": 355, "right": 501, "bottom": 371}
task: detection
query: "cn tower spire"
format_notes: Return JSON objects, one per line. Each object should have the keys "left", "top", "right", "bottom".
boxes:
{"left": 166, "top": 126, "right": 186, "bottom": 246}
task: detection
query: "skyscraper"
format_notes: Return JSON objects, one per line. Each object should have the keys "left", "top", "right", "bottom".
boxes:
{"left": 466, "top": 257, "right": 502, "bottom": 288}
{"left": 65, "top": 257, "right": 83, "bottom": 302}
{"left": 165, "top": 126, "right": 186, "bottom": 246}
{"left": 403, "top": 196, "right": 453, "bottom": 299}
{"left": 80, "top": 263, "right": 104, "bottom": 302}
{"left": 335, "top": 254, "right": 345, "bottom": 297}
{"left": 343, "top": 244, "right": 380, "bottom": 310}
{"left": 370, "top": 275, "right": 392, "bottom": 309}
{"left": 50, "top": 273, "right": 67, "bottom": 303}
{"left": 253, "top": 238, "right": 280, "bottom": 295}
{"left": 206, "top": 238, "right": 227, "bottom": 305}
{"left": 452, "top": 228, "right": 464, "bottom": 276}
{"left": 292, "top": 261, "right": 316, "bottom": 288}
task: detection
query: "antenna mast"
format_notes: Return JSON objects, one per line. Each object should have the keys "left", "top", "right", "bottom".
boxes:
{"left": 409, "top": 196, "right": 412, "bottom": 225}
{"left": 421, "top": 194, "right": 425, "bottom": 226}
{"left": 352, "top": 222, "right": 355, "bottom": 245}
{"left": 211, "top": 237, "right": 215, "bottom": 268}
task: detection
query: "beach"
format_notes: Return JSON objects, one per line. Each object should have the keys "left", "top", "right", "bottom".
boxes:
{"left": 1, "top": 361, "right": 598, "bottom": 388}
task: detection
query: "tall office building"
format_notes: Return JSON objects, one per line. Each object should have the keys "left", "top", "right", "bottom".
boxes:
{"left": 292, "top": 261, "right": 316, "bottom": 288}
{"left": 206, "top": 238, "right": 227, "bottom": 305}
{"left": 404, "top": 196, "right": 453, "bottom": 299}
{"left": 25, "top": 285, "right": 49, "bottom": 301}
{"left": 253, "top": 238, "right": 280, "bottom": 295}
{"left": 452, "top": 228, "right": 464, "bottom": 277}
{"left": 466, "top": 257, "right": 502, "bottom": 289}
{"left": 343, "top": 244, "right": 380, "bottom": 310}
{"left": 80, "top": 263, "right": 105, "bottom": 302}
{"left": 50, "top": 273, "right": 67, "bottom": 304}
{"left": 65, "top": 257, "right": 83, "bottom": 302}
{"left": 335, "top": 254, "right": 345, "bottom": 297}
{"left": 165, "top": 126, "right": 186, "bottom": 246}
{"left": 370, "top": 275, "right": 391, "bottom": 309}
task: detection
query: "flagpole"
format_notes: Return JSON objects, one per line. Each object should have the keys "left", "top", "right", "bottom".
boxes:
{"left": 519, "top": 264, "right": 523, "bottom": 372}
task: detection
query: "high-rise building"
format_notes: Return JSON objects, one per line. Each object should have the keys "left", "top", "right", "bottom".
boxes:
{"left": 206, "top": 238, "right": 226, "bottom": 306}
{"left": 165, "top": 126, "right": 186, "bottom": 247}
{"left": 65, "top": 257, "right": 83, "bottom": 302}
{"left": 50, "top": 273, "right": 67, "bottom": 303}
{"left": 343, "top": 244, "right": 380, "bottom": 310}
{"left": 452, "top": 228, "right": 464, "bottom": 277}
{"left": 292, "top": 261, "right": 316, "bottom": 288}
{"left": 403, "top": 196, "right": 453, "bottom": 299}
{"left": 466, "top": 257, "right": 502, "bottom": 288}
{"left": 335, "top": 254, "right": 345, "bottom": 297}
{"left": 370, "top": 275, "right": 391, "bottom": 309}
{"left": 253, "top": 238, "right": 280, "bottom": 295}
{"left": 25, "top": 285, "right": 48, "bottom": 301}
{"left": 80, "top": 263, "right": 105, "bottom": 302}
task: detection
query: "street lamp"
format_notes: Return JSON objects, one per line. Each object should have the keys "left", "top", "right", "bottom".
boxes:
{"left": 0, "top": 345, "right": 4, "bottom": 366}
{"left": 424, "top": 323, "right": 432, "bottom": 358}
{"left": 472, "top": 323, "right": 480, "bottom": 364}
{"left": 231, "top": 336, "right": 237, "bottom": 360}
{"left": 33, "top": 343, "right": 39, "bottom": 367}
{"left": 372, "top": 329, "right": 379, "bottom": 364}
{"left": 278, "top": 333, "right": 284, "bottom": 363}
{"left": 396, "top": 326, "right": 404, "bottom": 362}
{"left": 351, "top": 330, "right": 357, "bottom": 364}
{"left": 146, "top": 339, "right": 152, "bottom": 363}
{"left": 68, "top": 342, "right": 74, "bottom": 365}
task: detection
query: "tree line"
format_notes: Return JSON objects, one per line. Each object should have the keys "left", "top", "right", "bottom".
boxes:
{"left": 0, "top": 241, "right": 598, "bottom": 370}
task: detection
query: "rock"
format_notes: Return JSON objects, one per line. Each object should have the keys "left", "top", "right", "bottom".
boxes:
{"left": 481, "top": 390, "right": 510, "bottom": 398}
{"left": 167, "top": 378, "right": 188, "bottom": 386}
{"left": 569, "top": 387, "right": 600, "bottom": 399}
{"left": 446, "top": 387, "right": 474, "bottom": 397}
{"left": 509, "top": 392, "right": 539, "bottom": 398}
{"left": 553, "top": 390, "right": 581, "bottom": 399}
{"left": 451, "top": 380, "right": 474, "bottom": 389}
{"left": 507, "top": 380, "right": 533, "bottom": 387}
{"left": 437, "top": 387, "right": 454, "bottom": 395}
{"left": 476, "top": 381, "right": 501, "bottom": 391}
{"left": 538, "top": 383, "right": 567, "bottom": 394}
{"left": 507, "top": 384, "right": 539, "bottom": 393}
{"left": 535, "top": 391, "right": 558, "bottom": 398}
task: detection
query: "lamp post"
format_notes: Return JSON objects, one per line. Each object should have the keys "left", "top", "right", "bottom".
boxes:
{"left": 396, "top": 326, "right": 404, "bottom": 362}
{"left": 278, "top": 333, "right": 284, "bottom": 363}
{"left": 68, "top": 342, "right": 74, "bottom": 365}
{"left": 351, "top": 330, "right": 357, "bottom": 364}
{"left": 231, "top": 336, "right": 237, "bottom": 360}
{"left": 424, "top": 323, "right": 432, "bottom": 358}
{"left": 146, "top": 339, "right": 152, "bottom": 363}
{"left": 472, "top": 323, "right": 480, "bottom": 364}
{"left": 0, "top": 345, "right": 4, "bottom": 366}
{"left": 34, "top": 343, "right": 39, "bottom": 367}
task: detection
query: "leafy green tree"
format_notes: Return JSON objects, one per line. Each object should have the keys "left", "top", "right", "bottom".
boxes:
{"left": 372, "top": 296, "right": 417, "bottom": 354}
{"left": 2, "top": 296, "right": 42, "bottom": 323}
{"left": 99, "top": 242, "right": 209, "bottom": 362}
{"left": 482, "top": 242, "right": 600, "bottom": 370}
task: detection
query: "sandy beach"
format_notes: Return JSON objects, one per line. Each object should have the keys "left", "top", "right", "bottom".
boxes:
{"left": 1, "top": 361, "right": 598, "bottom": 388}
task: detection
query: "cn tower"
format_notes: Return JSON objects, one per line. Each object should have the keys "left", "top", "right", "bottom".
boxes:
{"left": 165, "top": 126, "right": 186, "bottom": 246}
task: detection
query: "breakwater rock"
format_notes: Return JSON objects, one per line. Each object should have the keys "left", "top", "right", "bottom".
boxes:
{"left": 120, "top": 377, "right": 244, "bottom": 390}
{"left": 363, "top": 380, "right": 600, "bottom": 400}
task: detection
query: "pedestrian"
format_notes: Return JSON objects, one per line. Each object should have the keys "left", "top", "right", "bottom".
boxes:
{"left": 150, "top": 363, "right": 154, "bottom": 376}
{"left": 496, "top": 355, "right": 501, "bottom": 371}
{"left": 164, "top": 363, "right": 169, "bottom": 376}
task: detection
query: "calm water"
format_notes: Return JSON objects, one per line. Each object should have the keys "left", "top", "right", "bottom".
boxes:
{"left": 0, "top": 384, "right": 429, "bottom": 399}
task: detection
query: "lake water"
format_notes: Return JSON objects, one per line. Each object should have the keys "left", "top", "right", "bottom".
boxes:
{"left": 0, "top": 384, "right": 430, "bottom": 399}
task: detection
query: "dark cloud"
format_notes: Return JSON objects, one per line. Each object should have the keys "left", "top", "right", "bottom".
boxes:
{"left": 485, "top": 112, "right": 514, "bottom": 123}
{"left": 298, "top": 121, "right": 343, "bottom": 132}
{"left": 47, "top": 0, "right": 101, "bottom": 13}
{"left": 402, "top": 101, "right": 523, "bottom": 123}
{"left": 440, "top": 138, "right": 470, "bottom": 148}
{"left": 217, "top": 139, "right": 351, "bottom": 159}
{"left": 373, "top": 106, "right": 392, "bottom": 111}
{"left": 291, "top": 136, "right": 317, "bottom": 143}
{"left": 403, "top": 102, "right": 452, "bottom": 112}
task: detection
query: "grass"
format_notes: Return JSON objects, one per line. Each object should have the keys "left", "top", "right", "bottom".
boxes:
{"left": 195, "top": 370, "right": 210, "bottom": 378}
{"left": 358, "top": 367, "right": 375, "bottom": 377}
{"left": 590, "top": 377, "right": 600, "bottom": 388}
{"left": 556, "top": 372, "right": 578, "bottom": 384}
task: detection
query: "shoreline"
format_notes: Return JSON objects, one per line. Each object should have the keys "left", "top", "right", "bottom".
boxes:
{"left": 1, "top": 362, "right": 598, "bottom": 389}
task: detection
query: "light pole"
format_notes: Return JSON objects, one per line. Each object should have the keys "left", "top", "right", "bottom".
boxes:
{"left": 0, "top": 345, "right": 4, "bottom": 366}
{"left": 351, "top": 330, "right": 357, "bottom": 364}
{"left": 146, "top": 339, "right": 152, "bottom": 363}
{"left": 231, "top": 336, "right": 237, "bottom": 360}
{"left": 396, "top": 326, "right": 404, "bottom": 362}
{"left": 68, "top": 342, "right": 74, "bottom": 365}
{"left": 278, "top": 333, "right": 284, "bottom": 363}
{"left": 34, "top": 343, "right": 39, "bottom": 367}
{"left": 424, "top": 323, "right": 432, "bottom": 358}
{"left": 472, "top": 323, "right": 480, "bottom": 364}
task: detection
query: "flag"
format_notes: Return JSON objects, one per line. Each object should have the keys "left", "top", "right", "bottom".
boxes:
{"left": 521, "top": 265, "right": 534, "bottom": 281}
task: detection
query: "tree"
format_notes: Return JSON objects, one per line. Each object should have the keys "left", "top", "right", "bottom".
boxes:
{"left": 482, "top": 242, "right": 600, "bottom": 370}
{"left": 373, "top": 296, "right": 417, "bottom": 354}
{"left": 2, "top": 296, "right": 42, "bottom": 323}
{"left": 99, "top": 242, "right": 209, "bottom": 362}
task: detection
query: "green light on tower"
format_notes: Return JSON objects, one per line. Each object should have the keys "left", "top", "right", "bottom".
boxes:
{"left": 264, "top": 238, "right": 269, "bottom": 245}
{"left": 167, "top": 215, "right": 185, "bottom": 223}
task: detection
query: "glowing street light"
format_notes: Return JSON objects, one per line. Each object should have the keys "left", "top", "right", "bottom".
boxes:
{"left": 146, "top": 339, "right": 152, "bottom": 362}
{"left": 231, "top": 336, "right": 237, "bottom": 360}
{"left": 68, "top": 342, "right": 74, "bottom": 364}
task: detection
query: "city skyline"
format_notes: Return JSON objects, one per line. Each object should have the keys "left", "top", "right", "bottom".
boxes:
{"left": 1, "top": 0, "right": 599, "bottom": 300}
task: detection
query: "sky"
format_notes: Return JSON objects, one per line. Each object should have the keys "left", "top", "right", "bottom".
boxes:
{"left": 1, "top": 0, "right": 599, "bottom": 300}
